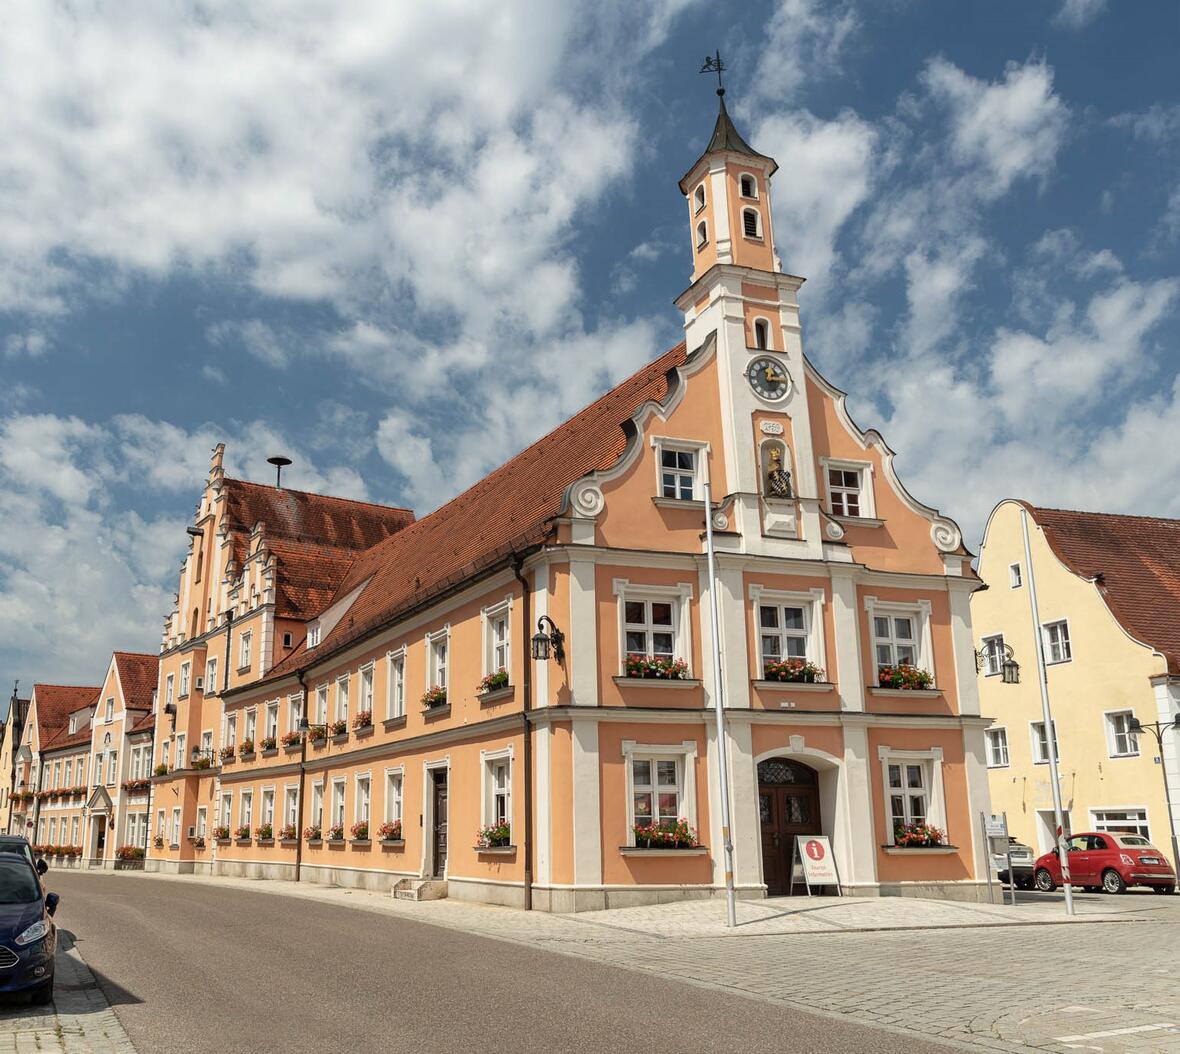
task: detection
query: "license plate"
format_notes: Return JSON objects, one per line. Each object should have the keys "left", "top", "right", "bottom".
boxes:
{"left": 1139, "top": 856, "right": 1161, "bottom": 865}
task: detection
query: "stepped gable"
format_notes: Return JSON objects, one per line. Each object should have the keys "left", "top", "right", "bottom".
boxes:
{"left": 1028, "top": 503, "right": 1180, "bottom": 675}
{"left": 263, "top": 342, "right": 690, "bottom": 681}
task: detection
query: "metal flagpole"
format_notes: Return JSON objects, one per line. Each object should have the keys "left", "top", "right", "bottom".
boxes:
{"left": 702, "top": 463, "right": 738, "bottom": 928}
{"left": 1020, "top": 507, "right": 1074, "bottom": 916}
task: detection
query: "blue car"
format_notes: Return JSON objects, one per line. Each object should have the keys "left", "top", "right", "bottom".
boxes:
{"left": 0, "top": 856, "right": 59, "bottom": 1004}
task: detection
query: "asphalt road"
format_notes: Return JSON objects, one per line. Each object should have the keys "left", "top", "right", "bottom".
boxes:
{"left": 43, "top": 871, "right": 952, "bottom": 1054}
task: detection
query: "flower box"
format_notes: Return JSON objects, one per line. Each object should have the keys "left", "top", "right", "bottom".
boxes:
{"left": 239, "top": 739, "right": 255, "bottom": 756}
{"left": 281, "top": 732, "right": 303, "bottom": 749}
{"left": 215, "top": 838, "right": 231, "bottom": 846}
{"left": 279, "top": 824, "right": 298, "bottom": 841}
{"left": 234, "top": 825, "right": 251, "bottom": 841}
{"left": 377, "top": 821, "right": 402, "bottom": 842}
{"left": 303, "top": 826, "right": 322, "bottom": 842}
{"left": 308, "top": 726, "right": 328, "bottom": 745}
{"left": 219, "top": 747, "right": 236, "bottom": 762}
{"left": 891, "top": 822, "right": 947, "bottom": 849}
{"left": 190, "top": 837, "right": 207, "bottom": 849}
{"left": 630, "top": 819, "right": 701, "bottom": 850}
{"left": 623, "top": 654, "right": 691, "bottom": 680}
{"left": 351, "top": 839, "right": 372, "bottom": 847}
{"left": 280, "top": 839, "right": 299, "bottom": 848}
{"left": 477, "top": 822, "right": 511, "bottom": 849}
{"left": 383, "top": 715, "right": 407, "bottom": 732}
{"left": 422, "top": 703, "right": 451, "bottom": 719}
{"left": 380, "top": 839, "right": 405, "bottom": 848}
{"left": 877, "top": 664, "right": 935, "bottom": 691}
{"left": 261, "top": 749, "right": 278, "bottom": 758}
{"left": 421, "top": 686, "right": 448, "bottom": 710}
{"left": 352, "top": 711, "right": 373, "bottom": 732}
{"left": 259, "top": 737, "right": 277, "bottom": 752}
{"left": 154, "top": 764, "right": 170, "bottom": 776}
{"left": 478, "top": 685, "right": 514, "bottom": 705}
{"left": 115, "top": 845, "right": 146, "bottom": 861}
{"left": 477, "top": 669, "right": 510, "bottom": 697}
{"left": 349, "top": 822, "right": 369, "bottom": 841}
{"left": 762, "top": 659, "right": 825, "bottom": 684}
{"left": 331, "top": 733, "right": 349, "bottom": 745}
{"left": 192, "top": 757, "right": 213, "bottom": 770}
{"left": 256, "top": 824, "right": 274, "bottom": 841}
{"left": 122, "top": 778, "right": 151, "bottom": 793}
{"left": 256, "top": 838, "right": 275, "bottom": 847}
{"left": 329, "top": 720, "right": 348, "bottom": 736}
{"left": 328, "top": 825, "right": 345, "bottom": 843}
{"left": 475, "top": 844, "right": 516, "bottom": 855}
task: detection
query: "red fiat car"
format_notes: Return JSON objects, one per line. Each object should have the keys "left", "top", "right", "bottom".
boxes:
{"left": 1034, "top": 832, "right": 1176, "bottom": 894}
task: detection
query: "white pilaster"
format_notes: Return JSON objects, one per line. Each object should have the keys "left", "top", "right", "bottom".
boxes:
{"left": 948, "top": 584, "right": 981, "bottom": 716}
{"left": 568, "top": 557, "right": 598, "bottom": 707}
{"left": 962, "top": 723, "right": 994, "bottom": 880}
{"left": 571, "top": 719, "right": 602, "bottom": 886}
{"left": 829, "top": 568, "right": 864, "bottom": 712}
{"left": 840, "top": 723, "right": 879, "bottom": 889}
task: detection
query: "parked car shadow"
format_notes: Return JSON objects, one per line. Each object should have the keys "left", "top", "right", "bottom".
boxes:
{"left": 55, "top": 929, "right": 144, "bottom": 1010}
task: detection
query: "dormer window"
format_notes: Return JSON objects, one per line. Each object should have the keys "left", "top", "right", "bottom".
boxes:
{"left": 742, "top": 207, "right": 761, "bottom": 239}
{"left": 693, "top": 183, "right": 706, "bottom": 213}
{"left": 696, "top": 220, "right": 708, "bottom": 249}
{"left": 307, "top": 625, "right": 320, "bottom": 648}
{"left": 660, "top": 448, "right": 697, "bottom": 500}
{"left": 753, "top": 318, "right": 769, "bottom": 350}
{"left": 821, "top": 459, "right": 876, "bottom": 520}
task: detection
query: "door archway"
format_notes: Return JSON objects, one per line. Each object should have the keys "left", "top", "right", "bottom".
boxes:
{"left": 758, "top": 758, "right": 822, "bottom": 896}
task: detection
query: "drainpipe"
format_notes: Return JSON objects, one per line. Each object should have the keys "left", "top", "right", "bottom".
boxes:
{"left": 512, "top": 555, "right": 534, "bottom": 912}
{"left": 295, "top": 669, "right": 308, "bottom": 884}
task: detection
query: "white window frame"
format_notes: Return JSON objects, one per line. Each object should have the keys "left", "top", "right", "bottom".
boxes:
{"left": 1030, "top": 720, "right": 1059, "bottom": 765}
{"left": 480, "top": 746, "right": 514, "bottom": 829}
{"left": 104, "top": 699, "right": 114, "bottom": 723}
{"left": 751, "top": 316, "right": 771, "bottom": 350}
{"left": 738, "top": 171, "right": 758, "bottom": 199}
{"left": 864, "top": 597, "right": 934, "bottom": 681}
{"left": 740, "top": 205, "right": 762, "bottom": 239}
{"left": 307, "top": 624, "right": 321, "bottom": 648}
{"left": 331, "top": 778, "right": 346, "bottom": 830}
{"left": 179, "top": 662, "right": 191, "bottom": 697}
{"left": 219, "top": 792, "right": 232, "bottom": 830}
{"left": 260, "top": 787, "right": 275, "bottom": 827}
{"left": 239, "top": 630, "right": 252, "bottom": 671}
{"left": 205, "top": 656, "right": 218, "bottom": 694}
{"left": 985, "top": 727, "right": 1010, "bottom": 768}
{"left": 240, "top": 790, "right": 253, "bottom": 829}
{"left": 283, "top": 785, "right": 299, "bottom": 828}
{"left": 877, "top": 746, "right": 947, "bottom": 845}
{"left": 359, "top": 664, "right": 374, "bottom": 716}
{"left": 1042, "top": 619, "right": 1072, "bottom": 665}
{"left": 196, "top": 806, "right": 207, "bottom": 839}
{"left": 1104, "top": 709, "right": 1140, "bottom": 759}
{"left": 749, "top": 585, "right": 827, "bottom": 677}
{"left": 244, "top": 708, "right": 256, "bottom": 743}
{"left": 1090, "top": 806, "right": 1151, "bottom": 839}
{"left": 171, "top": 807, "right": 181, "bottom": 846}
{"left": 821, "top": 457, "right": 876, "bottom": 519}
{"left": 315, "top": 684, "right": 328, "bottom": 724}
{"left": 175, "top": 735, "right": 185, "bottom": 768}
{"left": 384, "top": 767, "right": 404, "bottom": 824}
{"left": 355, "top": 773, "right": 371, "bottom": 825}
{"left": 696, "top": 219, "right": 707, "bottom": 248}
{"left": 70, "top": 816, "right": 80, "bottom": 846}
{"left": 106, "top": 751, "right": 118, "bottom": 787}
{"left": 386, "top": 648, "right": 406, "bottom": 719}
{"left": 225, "top": 714, "right": 237, "bottom": 749}
{"left": 287, "top": 694, "right": 303, "bottom": 734}
{"left": 425, "top": 627, "right": 450, "bottom": 691}
{"left": 335, "top": 676, "right": 350, "bottom": 723}
{"left": 980, "top": 633, "right": 1006, "bottom": 677}
{"left": 693, "top": 182, "right": 706, "bottom": 213}
{"left": 613, "top": 579, "right": 695, "bottom": 675}
{"left": 1009, "top": 563, "right": 1022, "bottom": 588}
{"left": 310, "top": 781, "right": 324, "bottom": 829}
{"left": 481, "top": 597, "right": 513, "bottom": 677}
{"left": 651, "top": 437, "right": 708, "bottom": 502}
{"left": 165, "top": 675, "right": 174, "bottom": 709}
{"left": 622, "top": 740, "right": 698, "bottom": 845}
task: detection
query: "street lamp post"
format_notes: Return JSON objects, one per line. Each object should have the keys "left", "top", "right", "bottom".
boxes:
{"left": 1128, "top": 714, "right": 1180, "bottom": 875}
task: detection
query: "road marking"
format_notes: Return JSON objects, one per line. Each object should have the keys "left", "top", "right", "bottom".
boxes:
{"left": 1054, "top": 1023, "right": 1176, "bottom": 1042}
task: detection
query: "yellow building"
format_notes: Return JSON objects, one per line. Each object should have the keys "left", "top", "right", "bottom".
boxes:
{"left": 975, "top": 500, "right": 1180, "bottom": 871}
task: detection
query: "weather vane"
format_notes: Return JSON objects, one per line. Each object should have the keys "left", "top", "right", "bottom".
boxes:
{"left": 700, "top": 49, "right": 726, "bottom": 96}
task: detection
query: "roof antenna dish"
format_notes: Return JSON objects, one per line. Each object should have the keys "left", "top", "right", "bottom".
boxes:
{"left": 267, "top": 456, "right": 292, "bottom": 489}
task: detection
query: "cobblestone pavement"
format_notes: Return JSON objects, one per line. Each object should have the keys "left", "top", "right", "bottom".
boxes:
{"left": 22, "top": 870, "right": 1180, "bottom": 1053}
{"left": 0, "top": 932, "right": 137, "bottom": 1054}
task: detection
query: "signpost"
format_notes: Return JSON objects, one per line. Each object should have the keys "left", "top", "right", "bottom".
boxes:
{"left": 982, "top": 812, "right": 1016, "bottom": 906}
{"left": 788, "top": 835, "right": 841, "bottom": 896}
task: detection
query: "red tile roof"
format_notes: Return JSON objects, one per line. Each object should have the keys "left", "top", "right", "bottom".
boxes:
{"left": 262, "top": 342, "right": 690, "bottom": 683}
{"left": 115, "top": 652, "right": 158, "bottom": 711}
{"left": 128, "top": 710, "right": 155, "bottom": 735}
{"left": 1028, "top": 503, "right": 1180, "bottom": 675}
{"left": 32, "top": 685, "right": 100, "bottom": 753}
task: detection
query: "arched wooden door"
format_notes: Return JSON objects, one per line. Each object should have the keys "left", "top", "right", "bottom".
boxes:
{"left": 758, "top": 758, "right": 822, "bottom": 896}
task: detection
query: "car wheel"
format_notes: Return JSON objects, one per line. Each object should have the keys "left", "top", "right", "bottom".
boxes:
{"left": 1034, "top": 868, "right": 1056, "bottom": 892}
{"left": 1101, "top": 869, "right": 1127, "bottom": 895}
{"left": 1152, "top": 885, "right": 1175, "bottom": 895}
{"left": 29, "top": 976, "right": 54, "bottom": 1005}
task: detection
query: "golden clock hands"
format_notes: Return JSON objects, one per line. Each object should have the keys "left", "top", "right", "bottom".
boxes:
{"left": 764, "top": 367, "right": 786, "bottom": 384}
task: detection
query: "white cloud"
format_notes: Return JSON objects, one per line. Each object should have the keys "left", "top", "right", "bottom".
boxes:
{"left": 206, "top": 319, "right": 291, "bottom": 369}
{"left": 1052, "top": 0, "right": 1107, "bottom": 29}
{"left": 1109, "top": 104, "right": 1180, "bottom": 144}
{"left": 747, "top": 0, "right": 859, "bottom": 106}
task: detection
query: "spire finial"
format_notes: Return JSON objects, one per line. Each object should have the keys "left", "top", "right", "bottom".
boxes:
{"left": 699, "top": 49, "right": 726, "bottom": 97}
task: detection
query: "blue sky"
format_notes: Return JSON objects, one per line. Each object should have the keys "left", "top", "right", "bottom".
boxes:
{"left": 1, "top": 0, "right": 1178, "bottom": 694}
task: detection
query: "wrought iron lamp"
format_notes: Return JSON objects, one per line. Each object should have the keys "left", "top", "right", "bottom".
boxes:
{"left": 975, "top": 641, "right": 1020, "bottom": 684}
{"left": 1128, "top": 714, "right": 1180, "bottom": 873}
{"left": 531, "top": 616, "right": 565, "bottom": 664}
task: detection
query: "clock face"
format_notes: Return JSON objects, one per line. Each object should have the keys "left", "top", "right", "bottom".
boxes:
{"left": 746, "top": 356, "right": 790, "bottom": 401}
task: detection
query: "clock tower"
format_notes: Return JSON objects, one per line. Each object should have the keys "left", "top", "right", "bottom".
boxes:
{"left": 675, "top": 89, "right": 825, "bottom": 557}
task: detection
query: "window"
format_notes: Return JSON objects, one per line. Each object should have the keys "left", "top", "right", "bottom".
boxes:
{"left": 240, "top": 791, "right": 253, "bottom": 829}
{"left": 753, "top": 318, "right": 769, "bottom": 350}
{"left": 206, "top": 656, "right": 218, "bottom": 695}
{"left": 311, "top": 783, "right": 324, "bottom": 828}
{"left": 741, "top": 207, "right": 760, "bottom": 238}
{"left": 171, "top": 808, "right": 181, "bottom": 846}
{"left": 201, "top": 730, "right": 212, "bottom": 759}
{"left": 219, "top": 793, "right": 232, "bottom": 829}
{"left": 758, "top": 603, "right": 809, "bottom": 670}
{"left": 693, "top": 183, "right": 705, "bottom": 212}
{"left": 739, "top": 173, "right": 757, "bottom": 198}
{"left": 331, "top": 779, "right": 346, "bottom": 829}
{"left": 162, "top": 741, "right": 170, "bottom": 770}
{"left": 196, "top": 807, "right": 207, "bottom": 838}
{"left": 165, "top": 675, "right": 175, "bottom": 709}
{"left": 873, "top": 613, "right": 917, "bottom": 671}
{"left": 355, "top": 775, "right": 371, "bottom": 824}
{"left": 384, "top": 771, "right": 403, "bottom": 823}
{"left": 981, "top": 634, "right": 1006, "bottom": 676}
{"left": 1106, "top": 711, "right": 1139, "bottom": 758}
{"left": 70, "top": 817, "right": 79, "bottom": 846}
{"left": 64, "top": 760, "right": 72, "bottom": 786}
{"left": 696, "top": 220, "right": 707, "bottom": 248}
{"left": 315, "top": 685, "right": 328, "bottom": 724}
{"left": 625, "top": 598, "right": 675, "bottom": 663}
{"left": 483, "top": 603, "right": 511, "bottom": 677}
{"left": 288, "top": 695, "right": 303, "bottom": 734}
{"left": 69, "top": 714, "right": 77, "bottom": 735}
{"left": 179, "top": 662, "right": 191, "bottom": 697}
{"left": 828, "top": 467, "right": 861, "bottom": 517}
{"left": 1042, "top": 620, "right": 1072, "bottom": 664}
{"left": 94, "top": 752, "right": 104, "bottom": 786}
{"left": 1031, "top": 720, "right": 1059, "bottom": 764}
{"left": 265, "top": 702, "right": 278, "bottom": 741}
{"left": 887, "top": 762, "right": 927, "bottom": 828}
{"left": 360, "top": 666, "right": 374, "bottom": 714}
{"left": 49, "top": 818, "right": 57, "bottom": 845}
{"left": 428, "top": 632, "right": 448, "bottom": 690}
{"left": 282, "top": 632, "right": 293, "bottom": 648}
{"left": 308, "top": 625, "right": 321, "bottom": 648}
{"left": 985, "top": 728, "right": 1009, "bottom": 768}
{"left": 226, "top": 714, "right": 237, "bottom": 747}
{"left": 1092, "top": 808, "right": 1150, "bottom": 839}
{"left": 155, "top": 811, "right": 165, "bottom": 842}
{"left": 104, "top": 699, "right": 114, "bottom": 723}
{"left": 1009, "top": 563, "right": 1022, "bottom": 588}
{"left": 239, "top": 630, "right": 252, "bottom": 671}
{"left": 387, "top": 652, "right": 405, "bottom": 719}
{"left": 261, "top": 789, "right": 275, "bottom": 827}
{"left": 52, "top": 762, "right": 61, "bottom": 788}
{"left": 658, "top": 446, "right": 698, "bottom": 500}
{"left": 244, "top": 708, "right": 256, "bottom": 743}
{"left": 335, "top": 677, "right": 349, "bottom": 722}
{"left": 175, "top": 735, "right": 185, "bottom": 767}
{"left": 106, "top": 751, "right": 118, "bottom": 786}
{"left": 284, "top": 787, "right": 298, "bottom": 828}
{"left": 632, "top": 757, "right": 681, "bottom": 827}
